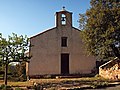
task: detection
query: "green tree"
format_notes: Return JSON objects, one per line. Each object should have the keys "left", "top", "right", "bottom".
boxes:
{"left": 0, "top": 33, "right": 30, "bottom": 85}
{"left": 79, "top": 0, "right": 120, "bottom": 61}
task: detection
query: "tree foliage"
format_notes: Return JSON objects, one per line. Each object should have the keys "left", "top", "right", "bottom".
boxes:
{"left": 79, "top": 0, "right": 120, "bottom": 61}
{"left": 0, "top": 33, "right": 29, "bottom": 63}
{"left": 0, "top": 33, "right": 30, "bottom": 85}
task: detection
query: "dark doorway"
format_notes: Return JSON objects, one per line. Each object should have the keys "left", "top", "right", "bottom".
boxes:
{"left": 61, "top": 53, "right": 69, "bottom": 75}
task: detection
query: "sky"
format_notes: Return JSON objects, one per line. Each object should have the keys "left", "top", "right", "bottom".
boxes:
{"left": 0, "top": 0, "right": 91, "bottom": 38}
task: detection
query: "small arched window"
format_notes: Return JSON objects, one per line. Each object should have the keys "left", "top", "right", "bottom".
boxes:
{"left": 61, "top": 14, "right": 66, "bottom": 25}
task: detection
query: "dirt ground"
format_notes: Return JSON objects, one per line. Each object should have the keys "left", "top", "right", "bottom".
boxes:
{"left": 0, "top": 77, "right": 120, "bottom": 89}
{"left": 87, "top": 85, "right": 120, "bottom": 90}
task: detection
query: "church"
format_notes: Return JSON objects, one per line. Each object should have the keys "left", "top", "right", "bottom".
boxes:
{"left": 26, "top": 7, "right": 96, "bottom": 78}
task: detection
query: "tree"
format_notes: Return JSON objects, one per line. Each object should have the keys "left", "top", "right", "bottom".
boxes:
{"left": 0, "top": 33, "right": 30, "bottom": 85}
{"left": 79, "top": 0, "right": 120, "bottom": 61}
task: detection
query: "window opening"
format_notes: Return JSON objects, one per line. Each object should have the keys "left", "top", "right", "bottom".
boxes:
{"left": 61, "top": 37, "right": 67, "bottom": 47}
{"left": 61, "top": 14, "right": 66, "bottom": 25}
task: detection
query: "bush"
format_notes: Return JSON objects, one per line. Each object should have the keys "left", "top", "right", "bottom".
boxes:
{"left": 44, "top": 75, "right": 52, "bottom": 79}
{"left": 95, "top": 74, "right": 100, "bottom": 77}
{"left": 15, "top": 87, "right": 24, "bottom": 90}
{"left": 0, "top": 84, "right": 13, "bottom": 90}
{"left": 91, "top": 81, "right": 108, "bottom": 88}
{"left": 33, "top": 84, "right": 42, "bottom": 90}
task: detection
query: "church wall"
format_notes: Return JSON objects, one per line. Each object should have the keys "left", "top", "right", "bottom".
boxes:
{"left": 28, "top": 27, "right": 96, "bottom": 76}
{"left": 28, "top": 8, "right": 96, "bottom": 77}
{"left": 70, "top": 28, "right": 96, "bottom": 74}
{"left": 29, "top": 28, "right": 60, "bottom": 75}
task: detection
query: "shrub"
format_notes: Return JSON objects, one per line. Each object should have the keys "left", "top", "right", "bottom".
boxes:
{"left": 44, "top": 75, "right": 52, "bottom": 79}
{"left": 15, "top": 87, "right": 23, "bottom": 90}
{"left": 95, "top": 74, "right": 100, "bottom": 77}
{"left": 0, "top": 84, "right": 13, "bottom": 90}
{"left": 91, "top": 81, "right": 108, "bottom": 88}
{"left": 33, "top": 84, "right": 42, "bottom": 90}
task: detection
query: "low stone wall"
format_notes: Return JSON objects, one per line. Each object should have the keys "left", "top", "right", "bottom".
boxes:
{"left": 99, "top": 64, "right": 120, "bottom": 80}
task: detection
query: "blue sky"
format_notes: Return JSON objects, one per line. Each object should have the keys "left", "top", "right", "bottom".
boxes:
{"left": 0, "top": 0, "right": 91, "bottom": 38}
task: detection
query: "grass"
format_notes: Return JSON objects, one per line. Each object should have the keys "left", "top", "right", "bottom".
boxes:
{"left": 0, "top": 80, "right": 33, "bottom": 87}
{"left": 0, "top": 77, "right": 116, "bottom": 89}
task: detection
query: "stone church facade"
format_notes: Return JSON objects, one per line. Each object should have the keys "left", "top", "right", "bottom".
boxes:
{"left": 26, "top": 8, "right": 96, "bottom": 77}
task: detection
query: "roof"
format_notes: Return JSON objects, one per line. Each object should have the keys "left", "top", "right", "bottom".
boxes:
{"left": 56, "top": 7, "right": 72, "bottom": 14}
{"left": 30, "top": 26, "right": 80, "bottom": 39}
{"left": 30, "top": 27, "right": 56, "bottom": 39}
{"left": 99, "top": 57, "right": 120, "bottom": 69}
{"left": 56, "top": 10, "right": 72, "bottom": 14}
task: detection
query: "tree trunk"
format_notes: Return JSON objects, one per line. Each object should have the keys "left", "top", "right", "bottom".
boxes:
{"left": 4, "top": 63, "right": 8, "bottom": 85}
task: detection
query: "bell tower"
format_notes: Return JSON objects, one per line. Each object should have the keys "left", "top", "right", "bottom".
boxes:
{"left": 55, "top": 7, "right": 72, "bottom": 27}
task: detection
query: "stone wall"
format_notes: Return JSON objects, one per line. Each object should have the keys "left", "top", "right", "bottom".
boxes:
{"left": 99, "top": 63, "right": 120, "bottom": 80}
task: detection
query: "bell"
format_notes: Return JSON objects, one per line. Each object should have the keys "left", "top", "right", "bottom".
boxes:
{"left": 61, "top": 17, "right": 66, "bottom": 21}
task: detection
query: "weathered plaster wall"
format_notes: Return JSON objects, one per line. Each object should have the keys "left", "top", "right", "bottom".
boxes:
{"left": 28, "top": 26, "right": 96, "bottom": 76}
{"left": 27, "top": 9, "right": 96, "bottom": 76}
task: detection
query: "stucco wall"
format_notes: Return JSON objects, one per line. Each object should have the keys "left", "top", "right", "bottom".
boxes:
{"left": 70, "top": 28, "right": 95, "bottom": 74}
{"left": 29, "top": 28, "right": 60, "bottom": 75}
{"left": 28, "top": 9, "right": 96, "bottom": 76}
{"left": 28, "top": 26, "right": 96, "bottom": 76}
